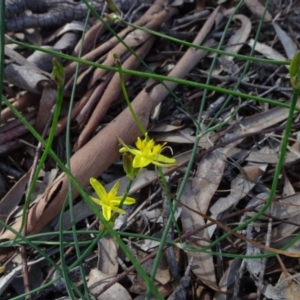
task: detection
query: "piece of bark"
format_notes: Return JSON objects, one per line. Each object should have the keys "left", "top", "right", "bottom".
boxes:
{"left": 73, "top": 72, "right": 114, "bottom": 133}
{"left": 54, "top": 88, "right": 94, "bottom": 136}
{"left": 5, "top": 0, "right": 155, "bottom": 31}
{"left": 88, "top": 8, "right": 176, "bottom": 87}
{"left": 4, "top": 46, "right": 53, "bottom": 94}
{"left": 63, "top": 0, "right": 170, "bottom": 84}
{"left": 35, "top": 87, "right": 57, "bottom": 134}
{"left": 1, "top": 93, "right": 40, "bottom": 124}
{"left": 72, "top": 20, "right": 107, "bottom": 57}
{"left": 0, "top": 113, "right": 36, "bottom": 144}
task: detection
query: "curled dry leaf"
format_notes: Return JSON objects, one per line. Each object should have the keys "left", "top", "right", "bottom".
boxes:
{"left": 4, "top": 46, "right": 53, "bottom": 94}
{"left": 212, "top": 14, "right": 251, "bottom": 75}
{"left": 224, "top": 14, "right": 252, "bottom": 61}
{"left": 35, "top": 87, "right": 57, "bottom": 134}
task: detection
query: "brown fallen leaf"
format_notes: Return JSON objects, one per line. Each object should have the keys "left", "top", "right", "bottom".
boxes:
{"left": 244, "top": 0, "right": 272, "bottom": 22}
{"left": 88, "top": 269, "right": 132, "bottom": 300}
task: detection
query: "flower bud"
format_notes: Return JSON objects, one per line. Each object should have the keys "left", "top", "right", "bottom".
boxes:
{"left": 51, "top": 58, "right": 65, "bottom": 86}
{"left": 122, "top": 153, "right": 139, "bottom": 180}
{"left": 290, "top": 51, "right": 300, "bottom": 91}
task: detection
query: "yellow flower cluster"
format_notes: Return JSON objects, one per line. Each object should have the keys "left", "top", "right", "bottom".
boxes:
{"left": 90, "top": 133, "right": 176, "bottom": 221}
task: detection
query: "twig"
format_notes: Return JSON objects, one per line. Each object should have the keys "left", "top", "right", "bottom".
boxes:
{"left": 168, "top": 257, "right": 193, "bottom": 300}
{"left": 256, "top": 217, "right": 272, "bottom": 300}
{"left": 20, "top": 245, "right": 31, "bottom": 300}
{"left": 163, "top": 188, "right": 181, "bottom": 283}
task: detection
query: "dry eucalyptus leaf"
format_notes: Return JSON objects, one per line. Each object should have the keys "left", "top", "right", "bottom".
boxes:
{"left": 224, "top": 14, "right": 252, "bottom": 60}
{"left": 248, "top": 39, "right": 287, "bottom": 63}
{"left": 97, "top": 235, "right": 119, "bottom": 276}
{"left": 244, "top": 0, "right": 272, "bottom": 22}
{"left": 150, "top": 124, "right": 184, "bottom": 132}
{"left": 88, "top": 269, "right": 132, "bottom": 300}
{"left": 246, "top": 152, "right": 298, "bottom": 164}
{"left": 214, "top": 259, "right": 243, "bottom": 300}
{"left": 210, "top": 164, "right": 266, "bottom": 215}
{"left": 273, "top": 22, "right": 297, "bottom": 60}
{"left": 275, "top": 272, "right": 300, "bottom": 299}
{"left": 0, "top": 172, "right": 30, "bottom": 233}
{"left": 140, "top": 256, "right": 171, "bottom": 285}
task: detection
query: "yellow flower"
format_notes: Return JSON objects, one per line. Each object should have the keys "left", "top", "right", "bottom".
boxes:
{"left": 90, "top": 177, "right": 135, "bottom": 221}
{"left": 118, "top": 133, "right": 177, "bottom": 168}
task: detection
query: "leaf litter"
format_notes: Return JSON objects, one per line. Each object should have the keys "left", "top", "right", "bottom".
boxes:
{"left": 2, "top": 0, "right": 300, "bottom": 299}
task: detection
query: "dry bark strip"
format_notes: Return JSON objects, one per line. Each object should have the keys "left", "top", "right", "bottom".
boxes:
{"left": 72, "top": 19, "right": 108, "bottom": 57}
{"left": 35, "top": 87, "right": 57, "bottom": 134}
{"left": 0, "top": 112, "right": 36, "bottom": 144}
{"left": 1, "top": 93, "right": 40, "bottom": 124}
{"left": 57, "top": 0, "right": 175, "bottom": 135}
{"left": 63, "top": 0, "right": 168, "bottom": 83}
{"left": 5, "top": 0, "right": 154, "bottom": 31}
{"left": 74, "top": 36, "right": 156, "bottom": 150}
{"left": 54, "top": 89, "right": 94, "bottom": 136}
{"left": 88, "top": 8, "right": 177, "bottom": 87}
{"left": 4, "top": 46, "right": 52, "bottom": 94}
{"left": 73, "top": 73, "right": 114, "bottom": 130}
{"left": 0, "top": 5, "right": 221, "bottom": 250}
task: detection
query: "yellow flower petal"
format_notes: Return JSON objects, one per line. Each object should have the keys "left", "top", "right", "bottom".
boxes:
{"left": 102, "top": 206, "right": 111, "bottom": 221}
{"left": 122, "top": 196, "right": 136, "bottom": 205}
{"left": 110, "top": 206, "right": 127, "bottom": 215}
{"left": 120, "top": 146, "right": 142, "bottom": 157}
{"left": 90, "top": 196, "right": 102, "bottom": 206}
{"left": 110, "top": 195, "right": 135, "bottom": 206}
{"left": 90, "top": 177, "right": 107, "bottom": 200}
{"left": 151, "top": 161, "right": 178, "bottom": 167}
{"left": 136, "top": 137, "right": 144, "bottom": 149}
{"left": 110, "top": 180, "right": 120, "bottom": 195}
{"left": 156, "top": 153, "right": 176, "bottom": 163}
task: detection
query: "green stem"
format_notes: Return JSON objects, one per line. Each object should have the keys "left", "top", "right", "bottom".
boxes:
{"left": 19, "top": 83, "right": 64, "bottom": 233}
{"left": 115, "top": 56, "right": 146, "bottom": 135}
